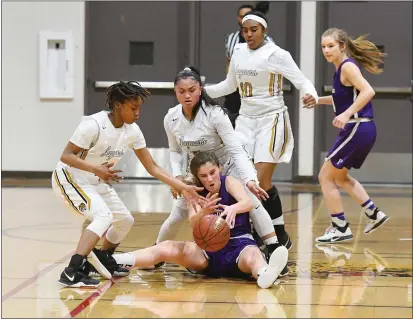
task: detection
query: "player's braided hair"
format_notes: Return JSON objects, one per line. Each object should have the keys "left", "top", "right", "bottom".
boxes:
{"left": 190, "top": 152, "right": 221, "bottom": 188}
{"left": 105, "top": 81, "right": 151, "bottom": 110}
{"left": 238, "top": 2, "right": 269, "bottom": 15}
{"left": 174, "top": 66, "right": 227, "bottom": 121}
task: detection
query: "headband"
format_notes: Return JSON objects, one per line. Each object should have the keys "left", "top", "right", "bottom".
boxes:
{"left": 182, "top": 67, "right": 206, "bottom": 84}
{"left": 242, "top": 14, "right": 268, "bottom": 29}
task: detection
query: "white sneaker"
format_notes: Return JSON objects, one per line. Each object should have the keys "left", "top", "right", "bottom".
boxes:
{"left": 257, "top": 246, "right": 288, "bottom": 289}
{"left": 88, "top": 250, "right": 112, "bottom": 280}
{"left": 364, "top": 208, "right": 390, "bottom": 234}
{"left": 315, "top": 222, "right": 353, "bottom": 243}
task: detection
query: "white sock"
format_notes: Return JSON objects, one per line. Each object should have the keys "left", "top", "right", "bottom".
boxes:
{"left": 272, "top": 216, "right": 284, "bottom": 226}
{"left": 264, "top": 237, "right": 279, "bottom": 245}
{"left": 332, "top": 217, "right": 347, "bottom": 228}
{"left": 112, "top": 252, "right": 136, "bottom": 267}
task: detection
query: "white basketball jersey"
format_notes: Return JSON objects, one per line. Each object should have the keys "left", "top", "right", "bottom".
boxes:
{"left": 56, "top": 111, "right": 146, "bottom": 184}
{"left": 231, "top": 42, "right": 285, "bottom": 117}
{"left": 164, "top": 104, "right": 257, "bottom": 185}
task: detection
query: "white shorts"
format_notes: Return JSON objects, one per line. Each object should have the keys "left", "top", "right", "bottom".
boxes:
{"left": 235, "top": 111, "right": 294, "bottom": 164}
{"left": 51, "top": 168, "right": 131, "bottom": 222}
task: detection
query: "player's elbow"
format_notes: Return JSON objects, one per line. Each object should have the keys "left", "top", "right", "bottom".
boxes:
{"left": 60, "top": 151, "right": 72, "bottom": 164}
{"left": 369, "top": 88, "right": 376, "bottom": 99}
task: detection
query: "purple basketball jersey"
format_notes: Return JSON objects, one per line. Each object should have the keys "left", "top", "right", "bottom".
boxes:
{"left": 200, "top": 175, "right": 257, "bottom": 278}
{"left": 333, "top": 58, "right": 374, "bottom": 119}
{"left": 214, "top": 175, "right": 251, "bottom": 237}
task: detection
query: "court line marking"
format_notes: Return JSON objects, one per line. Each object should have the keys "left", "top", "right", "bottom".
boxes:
{"left": 399, "top": 238, "right": 413, "bottom": 241}
{"left": 64, "top": 277, "right": 122, "bottom": 318}
{"left": 9, "top": 295, "right": 413, "bottom": 309}
{"left": 1, "top": 251, "right": 74, "bottom": 302}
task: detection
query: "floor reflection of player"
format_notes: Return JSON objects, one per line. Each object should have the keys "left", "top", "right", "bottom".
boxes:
{"left": 315, "top": 244, "right": 389, "bottom": 317}
{"left": 235, "top": 287, "right": 287, "bottom": 318}
{"left": 110, "top": 285, "right": 208, "bottom": 317}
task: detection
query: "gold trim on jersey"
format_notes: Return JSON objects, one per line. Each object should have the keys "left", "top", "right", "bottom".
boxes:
{"left": 277, "top": 74, "right": 283, "bottom": 96}
{"left": 279, "top": 112, "right": 289, "bottom": 158}
{"left": 269, "top": 73, "right": 276, "bottom": 96}
{"left": 269, "top": 113, "right": 280, "bottom": 159}
{"left": 62, "top": 169, "right": 91, "bottom": 211}
{"left": 240, "top": 81, "right": 253, "bottom": 98}
{"left": 53, "top": 170, "right": 79, "bottom": 214}
{"left": 79, "top": 150, "right": 88, "bottom": 160}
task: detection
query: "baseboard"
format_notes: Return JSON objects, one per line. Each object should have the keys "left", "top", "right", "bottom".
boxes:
{"left": 293, "top": 176, "right": 318, "bottom": 184}
{"left": 2, "top": 171, "right": 53, "bottom": 179}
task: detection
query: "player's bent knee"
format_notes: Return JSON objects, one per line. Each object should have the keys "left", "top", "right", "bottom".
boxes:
{"left": 118, "top": 213, "right": 134, "bottom": 230}
{"left": 157, "top": 240, "right": 185, "bottom": 259}
{"left": 86, "top": 211, "right": 114, "bottom": 237}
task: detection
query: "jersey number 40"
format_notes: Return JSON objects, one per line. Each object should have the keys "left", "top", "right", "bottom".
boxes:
{"left": 239, "top": 74, "right": 283, "bottom": 98}
{"left": 239, "top": 82, "right": 253, "bottom": 98}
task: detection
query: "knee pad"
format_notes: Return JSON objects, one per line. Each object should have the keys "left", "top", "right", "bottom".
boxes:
{"left": 106, "top": 214, "right": 134, "bottom": 244}
{"left": 249, "top": 204, "right": 274, "bottom": 238}
{"left": 86, "top": 210, "right": 113, "bottom": 238}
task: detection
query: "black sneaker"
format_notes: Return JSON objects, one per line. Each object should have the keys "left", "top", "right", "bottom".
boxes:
{"left": 278, "top": 232, "right": 293, "bottom": 250}
{"left": 113, "top": 266, "right": 130, "bottom": 277}
{"left": 59, "top": 266, "right": 100, "bottom": 288}
{"left": 105, "top": 249, "right": 131, "bottom": 276}
{"left": 153, "top": 261, "right": 165, "bottom": 269}
{"left": 91, "top": 248, "right": 131, "bottom": 278}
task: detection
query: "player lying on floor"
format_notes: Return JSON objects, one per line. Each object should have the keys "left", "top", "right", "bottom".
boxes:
{"left": 109, "top": 152, "right": 288, "bottom": 288}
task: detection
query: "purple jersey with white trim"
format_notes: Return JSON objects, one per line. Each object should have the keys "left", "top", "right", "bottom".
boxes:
{"left": 202, "top": 175, "right": 251, "bottom": 237}
{"left": 332, "top": 58, "right": 374, "bottom": 119}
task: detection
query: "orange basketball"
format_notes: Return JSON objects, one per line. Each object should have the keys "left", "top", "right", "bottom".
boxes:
{"left": 193, "top": 214, "right": 230, "bottom": 252}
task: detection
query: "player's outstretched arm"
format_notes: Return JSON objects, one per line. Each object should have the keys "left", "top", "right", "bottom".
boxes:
{"left": 134, "top": 147, "right": 204, "bottom": 204}
{"left": 204, "top": 56, "right": 238, "bottom": 98}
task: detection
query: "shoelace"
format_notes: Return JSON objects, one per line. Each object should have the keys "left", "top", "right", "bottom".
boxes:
{"left": 325, "top": 225, "right": 337, "bottom": 235}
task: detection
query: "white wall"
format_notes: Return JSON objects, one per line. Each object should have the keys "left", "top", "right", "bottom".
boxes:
{"left": 2, "top": 2, "right": 85, "bottom": 171}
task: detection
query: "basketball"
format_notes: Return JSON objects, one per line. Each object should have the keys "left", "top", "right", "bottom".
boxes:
{"left": 193, "top": 215, "right": 230, "bottom": 252}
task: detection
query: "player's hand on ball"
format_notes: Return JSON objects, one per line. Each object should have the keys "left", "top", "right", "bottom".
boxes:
{"left": 219, "top": 205, "right": 236, "bottom": 229}
{"left": 195, "top": 193, "right": 222, "bottom": 215}
{"left": 94, "top": 162, "right": 123, "bottom": 185}
{"left": 247, "top": 181, "right": 269, "bottom": 201}
{"left": 302, "top": 93, "right": 317, "bottom": 108}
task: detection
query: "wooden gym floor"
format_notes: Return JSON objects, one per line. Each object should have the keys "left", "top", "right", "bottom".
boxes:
{"left": 1, "top": 179, "right": 412, "bottom": 318}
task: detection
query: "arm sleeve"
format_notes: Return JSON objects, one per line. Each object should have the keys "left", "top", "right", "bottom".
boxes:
{"left": 69, "top": 118, "right": 99, "bottom": 149}
{"left": 130, "top": 124, "right": 147, "bottom": 150}
{"left": 204, "top": 56, "right": 238, "bottom": 98}
{"left": 211, "top": 109, "right": 258, "bottom": 185}
{"left": 164, "top": 115, "right": 184, "bottom": 177}
{"left": 268, "top": 50, "right": 319, "bottom": 102}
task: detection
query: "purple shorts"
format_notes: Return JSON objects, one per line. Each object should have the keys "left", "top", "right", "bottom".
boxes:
{"left": 326, "top": 120, "right": 376, "bottom": 170}
{"left": 203, "top": 237, "right": 257, "bottom": 278}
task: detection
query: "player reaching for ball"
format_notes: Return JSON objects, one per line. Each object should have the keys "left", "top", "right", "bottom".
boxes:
{"left": 111, "top": 152, "right": 288, "bottom": 288}
{"left": 156, "top": 66, "right": 284, "bottom": 271}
